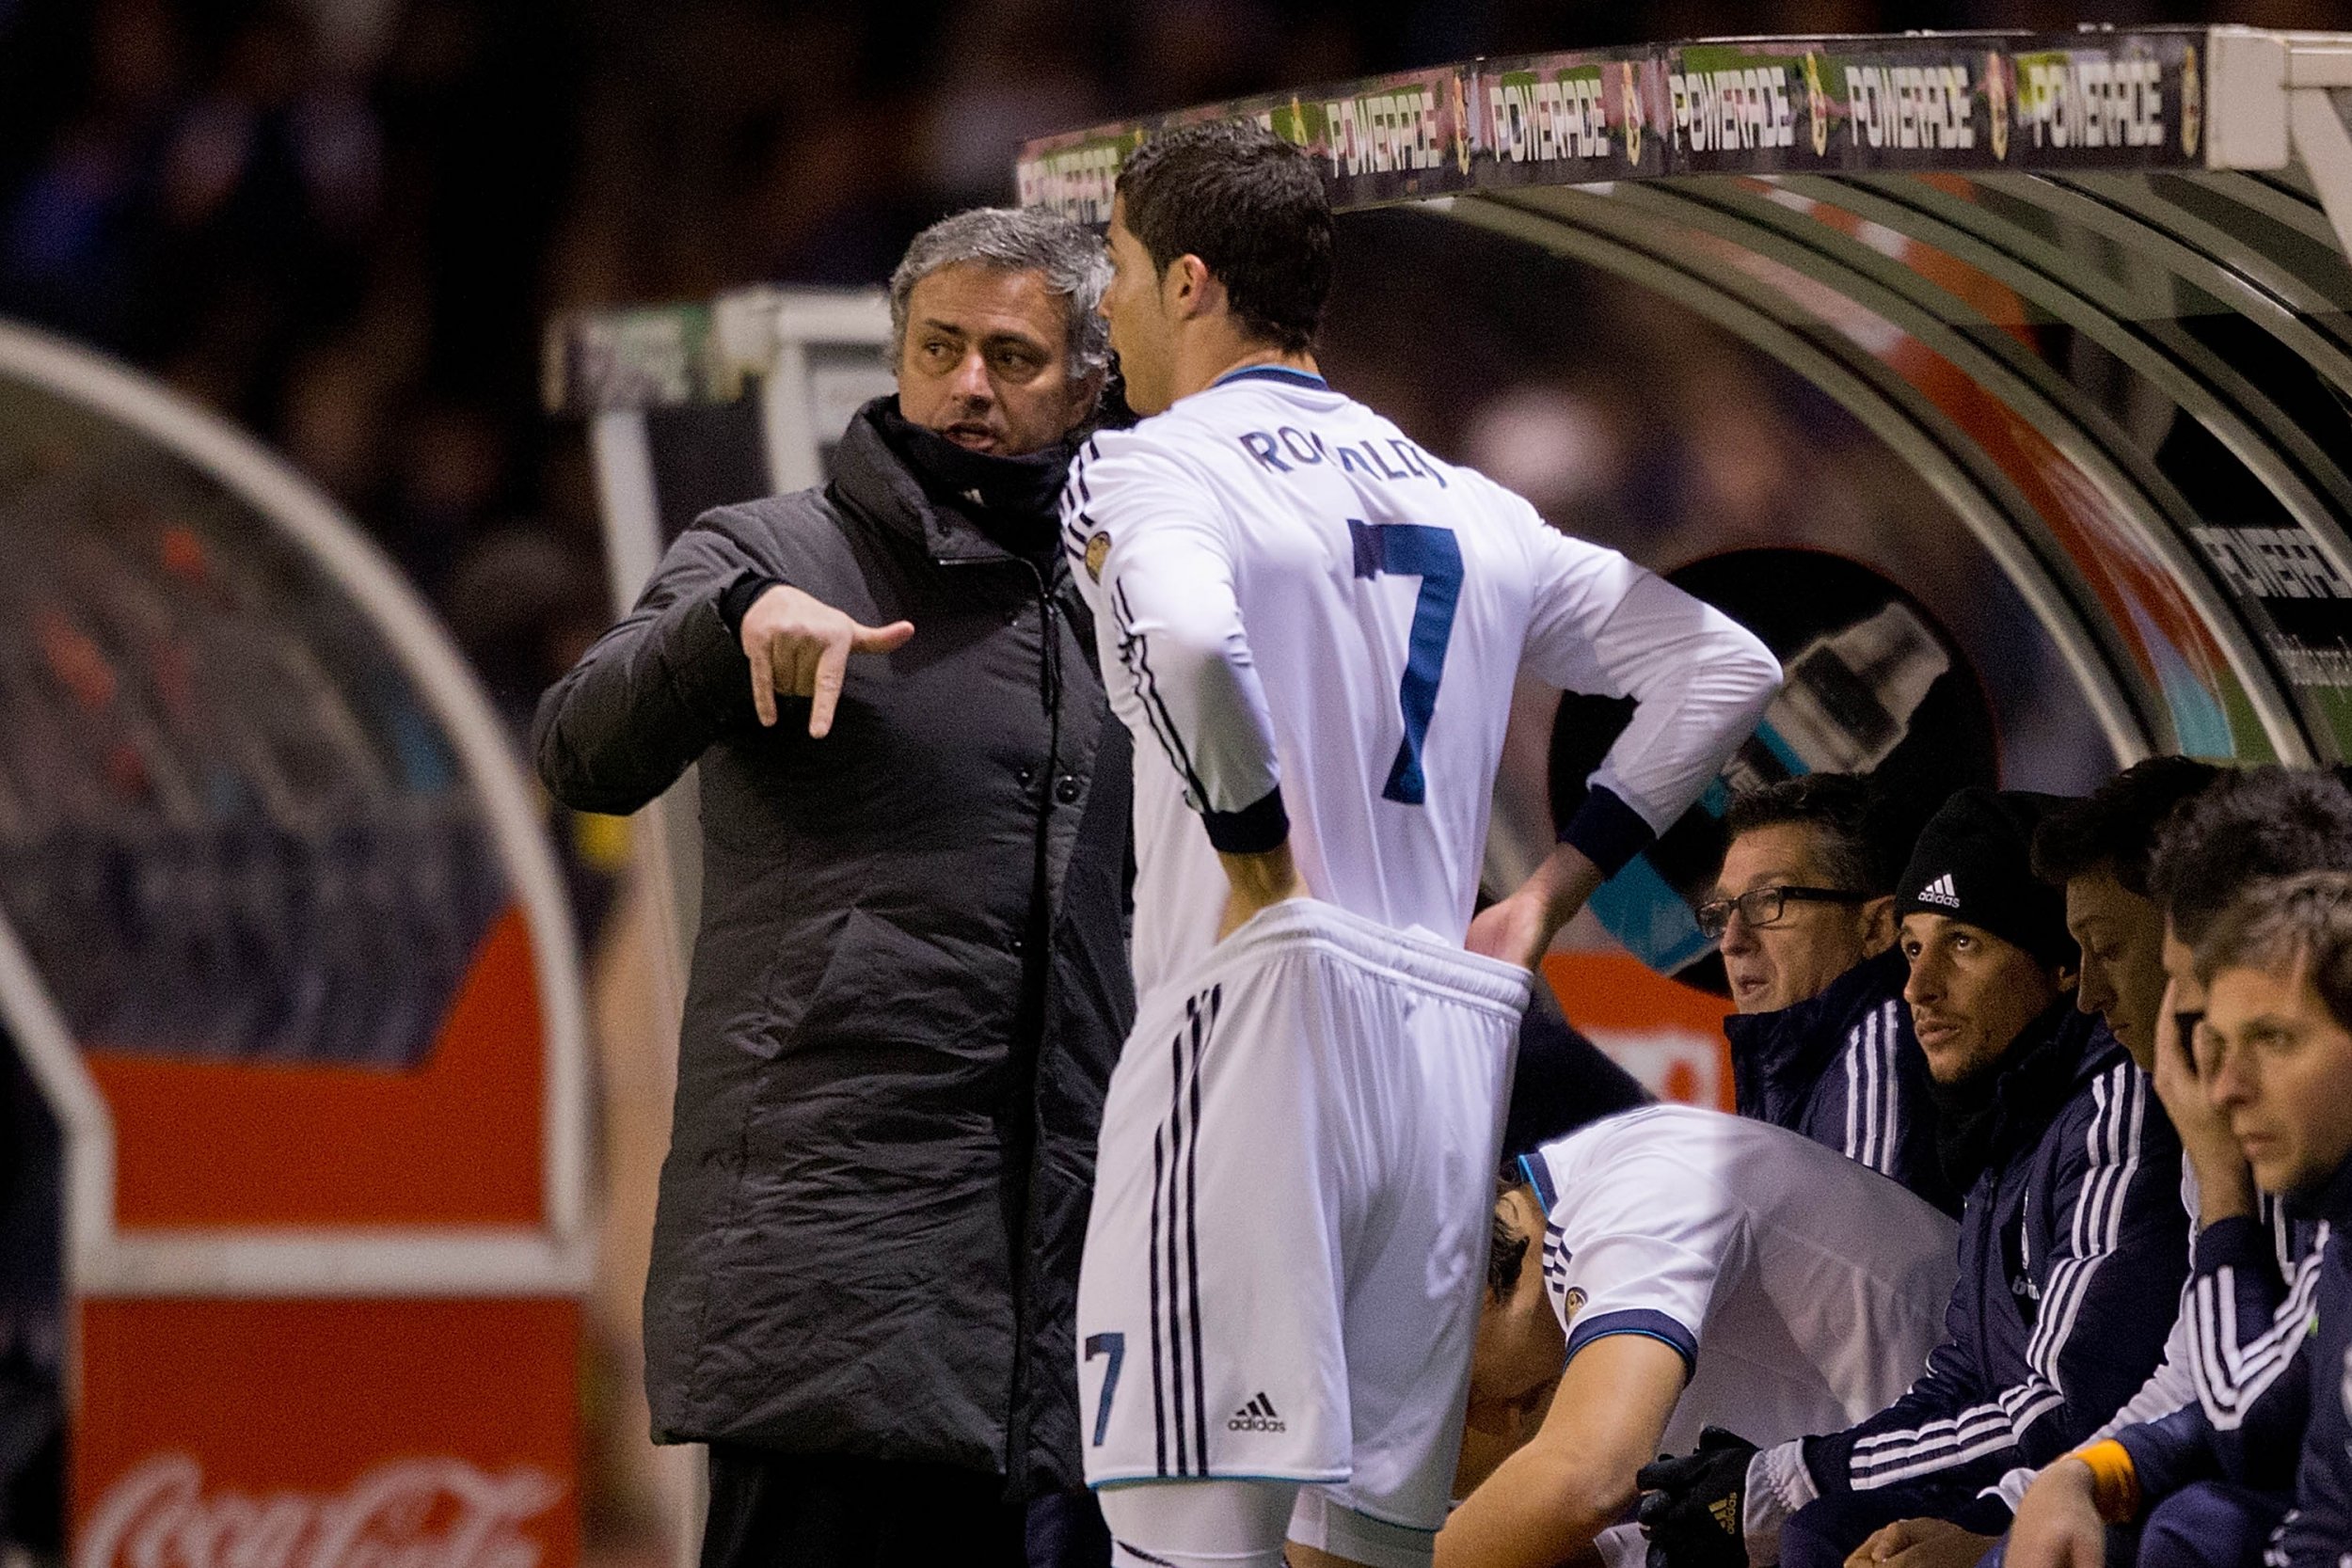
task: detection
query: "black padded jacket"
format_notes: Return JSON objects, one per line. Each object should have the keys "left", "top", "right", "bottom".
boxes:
{"left": 532, "top": 400, "right": 1134, "bottom": 1494}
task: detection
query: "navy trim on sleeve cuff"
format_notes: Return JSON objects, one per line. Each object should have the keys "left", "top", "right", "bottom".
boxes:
{"left": 1203, "top": 786, "right": 1290, "bottom": 854}
{"left": 2192, "top": 1214, "right": 2276, "bottom": 1276}
{"left": 1559, "top": 784, "right": 1657, "bottom": 877}
{"left": 718, "top": 571, "right": 786, "bottom": 637}
{"left": 1565, "top": 1308, "right": 1696, "bottom": 1376}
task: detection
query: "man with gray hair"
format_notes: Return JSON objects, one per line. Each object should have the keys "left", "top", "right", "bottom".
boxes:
{"left": 535, "top": 207, "right": 1129, "bottom": 1568}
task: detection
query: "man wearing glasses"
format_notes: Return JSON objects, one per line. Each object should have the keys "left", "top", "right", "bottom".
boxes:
{"left": 1644, "top": 787, "right": 2186, "bottom": 1568}
{"left": 1707, "top": 775, "right": 1954, "bottom": 1213}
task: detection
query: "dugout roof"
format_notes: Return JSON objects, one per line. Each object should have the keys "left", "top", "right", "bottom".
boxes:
{"left": 1016, "top": 26, "right": 2352, "bottom": 772}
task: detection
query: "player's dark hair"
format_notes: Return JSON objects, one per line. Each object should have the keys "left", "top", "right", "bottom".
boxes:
{"left": 1487, "top": 1204, "right": 1529, "bottom": 1300}
{"left": 2194, "top": 871, "right": 2352, "bottom": 1032}
{"left": 2031, "top": 755, "right": 2222, "bottom": 895}
{"left": 2149, "top": 768, "right": 2352, "bottom": 943}
{"left": 1115, "top": 120, "right": 1332, "bottom": 354}
{"left": 1723, "top": 773, "right": 1905, "bottom": 895}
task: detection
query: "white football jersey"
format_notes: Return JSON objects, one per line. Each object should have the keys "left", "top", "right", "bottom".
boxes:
{"left": 1524, "top": 1105, "right": 1960, "bottom": 1453}
{"left": 1062, "top": 367, "right": 1780, "bottom": 1008}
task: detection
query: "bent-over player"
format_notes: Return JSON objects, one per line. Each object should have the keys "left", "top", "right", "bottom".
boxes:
{"left": 1446, "top": 1105, "right": 1959, "bottom": 1568}
{"left": 1061, "top": 121, "right": 1783, "bottom": 1568}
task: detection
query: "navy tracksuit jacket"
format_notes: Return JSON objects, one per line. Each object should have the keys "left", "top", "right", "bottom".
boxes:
{"left": 2115, "top": 1204, "right": 2324, "bottom": 1501}
{"left": 1723, "top": 948, "right": 1958, "bottom": 1216}
{"left": 1787, "top": 1005, "right": 2186, "bottom": 1552}
{"left": 2060, "top": 1199, "right": 2323, "bottom": 1568}
{"left": 2279, "top": 1162, "right": 2352, "bottom": 1568}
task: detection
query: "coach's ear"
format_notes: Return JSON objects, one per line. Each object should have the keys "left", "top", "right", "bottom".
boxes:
{"left": 1062, "top": 365, "right": 1107, "bottom": 434}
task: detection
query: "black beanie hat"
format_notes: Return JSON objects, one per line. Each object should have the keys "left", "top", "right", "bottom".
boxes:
{"left": 1896, "top": 787, "right": 2076, "bottom": 968}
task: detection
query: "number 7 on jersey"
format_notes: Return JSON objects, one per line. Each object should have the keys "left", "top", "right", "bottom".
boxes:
{"left": 1348, "top": 521, "right": 1462, "bottom": 807}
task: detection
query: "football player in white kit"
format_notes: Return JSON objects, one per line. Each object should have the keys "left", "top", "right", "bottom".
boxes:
{"left": 1448, "top": 1106, "right": 1960, "bottom": 1568}
{"left": 1061, "top": 121, "right": 1784, "bottom": 1568}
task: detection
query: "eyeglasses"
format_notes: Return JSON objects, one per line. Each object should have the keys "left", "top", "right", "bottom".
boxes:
{"left": 1694, "top": 885, "right": 1868, "bottom": 939}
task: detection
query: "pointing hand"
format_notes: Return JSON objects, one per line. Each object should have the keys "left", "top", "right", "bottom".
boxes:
{"left": 739, "top": 584, "right": 914, "bottom": 737}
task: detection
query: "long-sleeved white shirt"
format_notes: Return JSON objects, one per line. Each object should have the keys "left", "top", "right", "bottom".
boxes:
{"left": 1061, "top": 366, "right": 1781, "bottom": 1008}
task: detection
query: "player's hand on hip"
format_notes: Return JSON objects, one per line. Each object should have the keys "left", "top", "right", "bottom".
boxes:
{"left": 1215, "top": 844, "right": 1309, "bottom": 941}
{"left": 1470, "top": 843, "right": 1607, "bottom": 971}
{"left": 1466, "top": 890, "right": 1550, "bottom": 972}
{"left": 739, "top": 583, "right": 914, "bottom": 736}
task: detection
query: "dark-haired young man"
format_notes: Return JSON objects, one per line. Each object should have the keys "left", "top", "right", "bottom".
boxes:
{"left": 1060, "top": 121, "right": 1782, "bottom": 1568}
{"left": 1442, "top": 1106, "right": 1957, "bottom": 1568}
{"left": 1711, "top": 774, "right": 1951, "bottom": 1212}
{"left": 1642, "top": 789, "right": 2185, "bottom": 1568}
{"left": 2031, "top": 757, "right": 2221, "bottom": 1073}
{"left": 2006, "top": 769, "right": 2352, "bottom": 1568}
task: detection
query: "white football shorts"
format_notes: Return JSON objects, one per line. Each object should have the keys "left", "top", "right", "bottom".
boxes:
{"left": 1076, "top": 898, "right": 1532, "bottom": 1533}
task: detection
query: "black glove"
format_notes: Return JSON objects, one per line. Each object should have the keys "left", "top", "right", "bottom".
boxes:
{"left": 1637, "top": 1426, "right": 1759, "bottom": 1568}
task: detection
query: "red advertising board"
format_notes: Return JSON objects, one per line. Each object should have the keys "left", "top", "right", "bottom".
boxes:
{"left": 74, "top": 1299, "right": 580, "bottom": 1568}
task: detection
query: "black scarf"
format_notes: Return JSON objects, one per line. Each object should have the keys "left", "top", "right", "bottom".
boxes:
{"left": 1927, "top": 997, "right": 2082, "bottom": 1193}
{"left": 875, "top": 402, "right": 1075, "bottom": 563}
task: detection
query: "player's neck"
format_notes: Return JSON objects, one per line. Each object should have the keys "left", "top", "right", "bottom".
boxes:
{"left": 1168, "top": 325, "right": 1321, "bottom": 404}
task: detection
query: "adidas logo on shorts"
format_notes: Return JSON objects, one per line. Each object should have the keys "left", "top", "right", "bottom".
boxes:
{"left": 1228, "top": 1393, "right": 1285, "bottom": 1433}
{"left": 1916, "top": 872, "right": 1961, "bottom": 909}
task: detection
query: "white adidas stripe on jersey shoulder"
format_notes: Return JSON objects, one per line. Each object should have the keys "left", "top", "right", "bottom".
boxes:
{"left": 1839, "top": 1001, "right": 1901, "bottom": 1177}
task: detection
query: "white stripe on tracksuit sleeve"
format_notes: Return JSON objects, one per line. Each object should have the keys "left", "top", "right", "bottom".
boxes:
{"left": 1807, "top": 1062, "right": 2169, "bottom": 1511}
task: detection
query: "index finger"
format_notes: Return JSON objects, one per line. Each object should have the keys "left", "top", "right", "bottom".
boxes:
{"left": 807, "top": 634, "right": 850, "bottom": 738}
{"left": 748, "top": 632, "right": 777, "bottom": 727}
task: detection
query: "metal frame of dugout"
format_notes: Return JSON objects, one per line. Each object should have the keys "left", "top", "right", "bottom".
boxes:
{"left": 1017, "top": 24, "right": 2352, "bottom": 771}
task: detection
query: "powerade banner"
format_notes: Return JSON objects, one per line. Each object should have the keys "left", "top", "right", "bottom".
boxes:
{"left": 1014, "top": 30, "right": 2207, "bottom": 218}
{"left": 1019, "top": 65, "right": 1476, "bottom": 216}
{"left": 1477, "top": 51, "right": 1670, "bottom": 184}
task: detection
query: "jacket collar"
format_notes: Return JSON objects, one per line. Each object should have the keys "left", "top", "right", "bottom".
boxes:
{"left": 1724, "top": 946, "right": 1909, "bottom": 1092}
{"left": 1928, "top": 998, "right": 2113, "bottom": 1191}
{"left": 1990, "top": 1003, "right": 2118, "bottom": 1161}
{"left": 830, "top": 396, "right": 1066, "bottom": 567}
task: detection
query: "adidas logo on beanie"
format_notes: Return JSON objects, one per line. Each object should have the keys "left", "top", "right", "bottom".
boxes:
{"left": 1894, "top": 787, "right": 2074, "bottom": 964}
